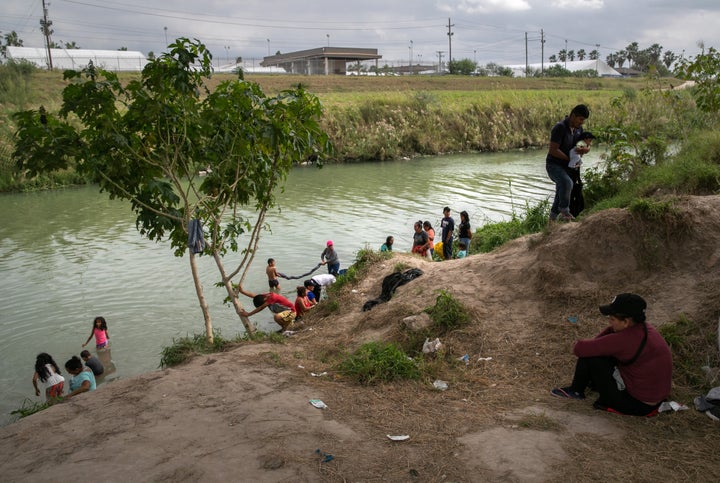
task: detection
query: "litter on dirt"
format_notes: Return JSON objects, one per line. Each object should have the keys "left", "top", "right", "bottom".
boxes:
{"left": 309, "top": 399, "right": 328, "bottom": 409}
{"left": 387, "top": 435, "right": 410, "bottom": 441}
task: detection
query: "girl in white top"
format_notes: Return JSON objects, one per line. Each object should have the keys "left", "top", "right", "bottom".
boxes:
{"left": 33, "top": 353, "right": 65, "bottom": 400}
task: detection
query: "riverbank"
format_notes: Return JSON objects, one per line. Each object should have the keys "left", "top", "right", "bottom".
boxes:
{"left": 1, "top": 68, "right": 675, "bottom": 191}
{"left": 1, "top": 195, "right": 719, "bottom": 481}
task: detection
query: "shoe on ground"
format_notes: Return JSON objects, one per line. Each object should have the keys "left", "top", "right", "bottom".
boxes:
{"left": 551, "top": 386, "right": 585, "bottom": 400}
{"left": 558, "top": 212, "right": 575, "bottom": 221}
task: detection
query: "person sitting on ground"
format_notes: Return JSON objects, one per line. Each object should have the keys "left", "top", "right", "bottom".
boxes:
{"left": 294, "top": 286, "right": 313, "bottom": 320}
{"left": 455, "top": 241, "right": 467, "bottom": 259}
{"left": 303, "top": 280, "right": 318, "bottom": 305}
{"left": 266, "top": 258, "right": 281, "bottom": 292}
{"left": 380, "top": 236, "right": 394, "bottom": 252}
{"left": 64, "top": 355, "right": 97, "bottom": 399}
{"left": 551, "top": 293, "right": 672, "bottom": 416}
{"left": 33, "top": 353, "right": 65, "bottom": 401}
{"left": 80, "top": 350, "right": 104, "bottom": 377}
{"left": 237, "top": 284, "right": 298, "bottom": 332}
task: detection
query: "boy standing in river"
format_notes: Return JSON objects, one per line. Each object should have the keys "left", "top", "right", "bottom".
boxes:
{"left": 266, "top": 258, "right": 280, "bottom": 292}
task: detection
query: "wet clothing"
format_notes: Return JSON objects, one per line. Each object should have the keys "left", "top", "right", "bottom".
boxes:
{"left": 92, "top": 328, "right": 108, "bottom": 349}
{"left": 69, "top": 369, "right": 97, "bottom": 393}
{"left": 84, "top": 356, "right": 104, "bottom": 376}
{"left": 37, "top": 364, "right": 65, "bottom": 399}
{"left": 362, "top": 268, "right": 424, "bottom": 311}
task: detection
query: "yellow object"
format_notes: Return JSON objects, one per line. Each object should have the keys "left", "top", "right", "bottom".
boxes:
{"left": 434, "top": 241, "right": 444, "bottom": 260}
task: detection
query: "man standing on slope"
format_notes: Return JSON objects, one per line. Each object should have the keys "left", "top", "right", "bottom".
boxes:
{"left": 546, "top": 104, "right": 590, "bottom": 221}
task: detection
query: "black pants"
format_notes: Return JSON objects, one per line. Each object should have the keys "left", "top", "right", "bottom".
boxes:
{"left": 309, "top": 280, "right": 321, "bottom": 301}
{"left": 569, "top": 356, "right": 659, "bottom": 416}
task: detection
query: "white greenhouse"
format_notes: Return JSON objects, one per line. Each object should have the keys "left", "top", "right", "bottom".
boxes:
{"left": 506, "top": 60, "right": 621, "bottom": 78}
{"left": 6, "top": 46, "right": 148, "bottom": 72}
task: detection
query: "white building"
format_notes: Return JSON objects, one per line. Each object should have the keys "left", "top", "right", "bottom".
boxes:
{"left": 6, "top": 46, "right": 148, "bottom": 72}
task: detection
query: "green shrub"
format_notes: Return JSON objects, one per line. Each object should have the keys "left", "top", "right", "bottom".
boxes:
{"left": 11, "top": 399, "right": 55, "bottom": 420}
{"left": 425, "top": 290, "right": 471, "bottom": 331}
{"left": 659, "top": 314, "right": 718, "bottom": 390}
{"left": 159, "top": 330, "right": 230, "bottom": 367}
{"left": 472, "top": 199, "right": 549, "bottom": 253}
{"left": 336, "top": 341, "right": 421, "bottom": 385}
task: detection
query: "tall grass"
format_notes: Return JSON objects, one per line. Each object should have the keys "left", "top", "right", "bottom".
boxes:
{"left": 336, "top": 341, "right": 421, "bottom": 385}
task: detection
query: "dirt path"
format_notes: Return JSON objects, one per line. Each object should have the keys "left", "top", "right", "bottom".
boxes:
{"left": 2, "top": 196, "right": 719, "bottom": 482}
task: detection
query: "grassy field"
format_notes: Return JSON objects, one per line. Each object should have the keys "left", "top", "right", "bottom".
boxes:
{"left": 0, "top": 67, "right": 678, "bottom": 190}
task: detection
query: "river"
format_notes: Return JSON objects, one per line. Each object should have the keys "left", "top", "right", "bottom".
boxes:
{"left": 0, "top": 149, "right": 601, "bottom": 425}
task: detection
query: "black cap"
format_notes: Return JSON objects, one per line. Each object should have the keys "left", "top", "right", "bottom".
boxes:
{"left": 599, "top": 293, "right": 647, "bottom": 319}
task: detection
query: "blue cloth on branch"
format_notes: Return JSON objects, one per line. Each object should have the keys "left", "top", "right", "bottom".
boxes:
{"left": 188, "top": 219, "right": 206, "bottom": 254}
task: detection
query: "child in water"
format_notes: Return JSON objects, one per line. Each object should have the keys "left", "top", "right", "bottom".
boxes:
{"left": 266, "top": 258, "right": 280, "bottom": 292}
{"left": 64, "top": 355, "right": 97, "bottom": 399}
{"left": 32, "top": 353, "right": 65, "bottom": 400}
{"left": 83, "top": 316, "right": 110, "bottom": 349}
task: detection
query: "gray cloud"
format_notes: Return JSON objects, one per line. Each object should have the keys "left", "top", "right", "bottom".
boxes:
{"left": 1, "top": 0, "right": 717, "bottom": 67}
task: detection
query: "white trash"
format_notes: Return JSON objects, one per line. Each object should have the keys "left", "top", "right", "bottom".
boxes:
{"left": 432, "top": 380, "right": 448, "bottom": 391}
{"left": 422, "top": 337, "right": 442, "bottom": 353}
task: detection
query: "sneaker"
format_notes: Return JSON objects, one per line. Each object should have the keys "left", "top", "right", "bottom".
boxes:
{"left": 558, "top": 212, "right": 575, "bottom": 221}
{"left": 551, "top": 386, "right": 585, "bottom": 400}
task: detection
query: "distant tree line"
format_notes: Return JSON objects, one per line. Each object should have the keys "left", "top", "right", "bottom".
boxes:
{"left": 550, "top": 41, "right": 682, "bottom": 75}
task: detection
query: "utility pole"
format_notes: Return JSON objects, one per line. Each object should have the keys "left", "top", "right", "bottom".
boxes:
{"left": 446, "top": 18, "right": 454, "bottom": 72}
{"left": 565, "top": 39, "right": 568, "bottom": 68}
{"left": 40, "top": 0, "right": 53, "bottom": 69}
{"left": 525, "top": 32, "right": 528, "bottom": 77}
{"left": 436, "top": 51, "right": 444, "bottom": 74}
{"left": 409, "top": 40, "right": 413, "bottom": 74}
{"left": 595, "top": 43, "right": 600, "bottom": 74}
{"left": 540, "top": 29, "right": 545, "bottom": 75}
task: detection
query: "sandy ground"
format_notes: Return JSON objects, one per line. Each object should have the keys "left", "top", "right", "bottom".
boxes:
{"left": 2, "top": 195, "right": 720, "bottom": 482}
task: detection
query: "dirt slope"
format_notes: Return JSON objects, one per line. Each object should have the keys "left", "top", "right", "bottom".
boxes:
{"left": 1, "top": 196, "right": 719, "bottom": 482}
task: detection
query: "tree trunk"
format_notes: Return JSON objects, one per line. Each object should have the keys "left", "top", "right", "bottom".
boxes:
{"left": 213, "top": 251, "right": 255, "bottom": 336}
{"left": 189, "top": 251, "right": 214, "bottom": 343}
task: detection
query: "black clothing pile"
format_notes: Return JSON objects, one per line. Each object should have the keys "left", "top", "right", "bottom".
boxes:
{"left": 362, "top": 268, "right": 423, "bottom": 311}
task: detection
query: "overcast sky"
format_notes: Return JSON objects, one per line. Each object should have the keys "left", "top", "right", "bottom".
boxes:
{"left": 2, "top": 0, "right": 718, "bottom": 67}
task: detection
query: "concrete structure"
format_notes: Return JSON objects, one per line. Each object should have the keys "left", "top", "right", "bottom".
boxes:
{"left": 6, "top": 46, "right": 147, "bottom": 71}
{"left": 506, "top": 59, "right": 621, "bottom": 78}
{"left": 261, "top": 47, "right": 382, "bottom": 75}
